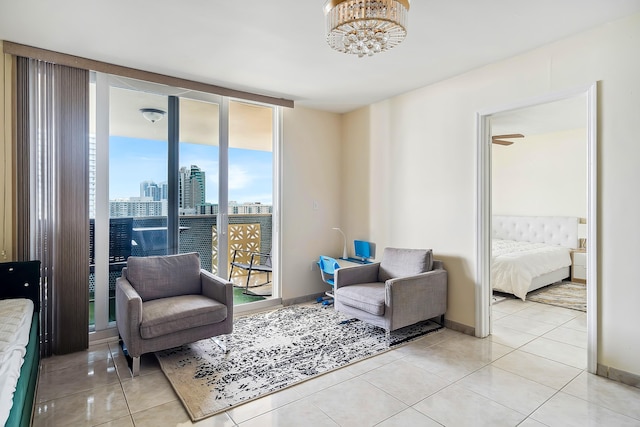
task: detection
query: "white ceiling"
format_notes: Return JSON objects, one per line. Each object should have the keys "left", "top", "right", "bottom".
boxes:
{"left": 2, "top": 0, "right": 640, "bottom": 113}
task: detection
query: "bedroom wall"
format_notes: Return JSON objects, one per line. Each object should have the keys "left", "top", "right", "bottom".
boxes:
{"left": 341, "top": 13, "right": 640, "bottom": 378}
{"left": 492, "top": 129, "right": 587, "bottom": 218}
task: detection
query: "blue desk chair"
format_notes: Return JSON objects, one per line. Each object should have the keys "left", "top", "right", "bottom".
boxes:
{"left": 317, "top": 255, "right": 340, "bottom": 306}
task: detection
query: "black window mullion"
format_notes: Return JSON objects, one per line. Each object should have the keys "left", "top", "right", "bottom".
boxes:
{"left": 167, "top": 96, "right": 179, "bottom": 254}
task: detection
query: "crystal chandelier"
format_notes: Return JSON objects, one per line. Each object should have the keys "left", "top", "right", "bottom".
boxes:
{"left": 324, "top": 0, "right": 410, "bottom": 58}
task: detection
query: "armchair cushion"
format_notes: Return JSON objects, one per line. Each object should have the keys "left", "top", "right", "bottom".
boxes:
{"left": 126, "top": 252, "right": 201, "bottom": 301}
{"left": 140, "top": 294, "right": 228, "bottom": 339}
{"left": 378, "top": 248, "right": 433, "bottom": 282}
{"left": 336, "top": 283, "right": 386, "bottom": 316}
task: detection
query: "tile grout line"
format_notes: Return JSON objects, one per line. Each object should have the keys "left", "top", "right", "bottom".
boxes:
{"left": 108, "top": 341, "right": 137, "bottom": 426}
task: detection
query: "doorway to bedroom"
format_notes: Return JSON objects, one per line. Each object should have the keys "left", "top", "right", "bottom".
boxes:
{"left": 491, "top": 96, "right": 588, "bottom": 311}
{"left": 476, "top": 84, "right": 598, "bottom": 374}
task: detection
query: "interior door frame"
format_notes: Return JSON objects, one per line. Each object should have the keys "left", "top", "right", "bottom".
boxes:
{"left": 475, "top": 82, "right": 598, "bottom": 374}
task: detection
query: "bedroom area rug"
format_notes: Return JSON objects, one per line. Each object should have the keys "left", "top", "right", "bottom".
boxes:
{"left": 155, "top": 304, "right": 443, "bottom": 421}
{"left": 525, "top": 281, "right": 586, "bottom": 312}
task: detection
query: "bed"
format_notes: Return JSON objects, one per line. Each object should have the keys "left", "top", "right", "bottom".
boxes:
{"left": 0, "top": 261, "right": 40, "bottom": 427}
{"left": 492, "top": 216, "right": 578, "bottom": 300}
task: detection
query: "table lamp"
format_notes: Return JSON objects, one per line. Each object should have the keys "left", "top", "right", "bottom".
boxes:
{"left": 578, "top": 223, "right": 587, "bottom": 249}
{"left": 332, "top": 227, "right": 348, "bottom": 259}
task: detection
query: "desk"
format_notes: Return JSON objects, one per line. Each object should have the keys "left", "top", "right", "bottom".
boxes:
{"left": 340, "top": 257, "right": 372, "bottom": 265}
{"left": 335, "top": 258, "right": 374, "bottom": 269}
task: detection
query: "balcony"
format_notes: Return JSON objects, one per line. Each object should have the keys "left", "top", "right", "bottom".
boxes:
{"left": 88, "top": 214, "right": 273, "bottom": 327}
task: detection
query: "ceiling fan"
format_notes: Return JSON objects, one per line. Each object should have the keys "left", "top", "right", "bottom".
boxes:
{"left": 492, "top": 134, "right": 524, "bottom": 146}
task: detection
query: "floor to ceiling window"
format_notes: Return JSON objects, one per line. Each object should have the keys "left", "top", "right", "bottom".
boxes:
{"left": 89, "top": 74, "right": 280, "bottom": 333}
{"left": 226, "top": 100, "right": 274, "bottom": 301}
{"left": 177, "top": 96, "right": 222, "bottom": 274}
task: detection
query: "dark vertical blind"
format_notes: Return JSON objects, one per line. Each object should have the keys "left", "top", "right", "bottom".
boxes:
{"left": 15, "top": 58, "right": 30, "bottom": 262}
{"left": 15, "top": 57, "right": 89, "bottom": 356}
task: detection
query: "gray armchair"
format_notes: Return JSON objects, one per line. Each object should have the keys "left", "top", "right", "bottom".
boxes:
{"left": 116, "top": 252, "right": 233, "bottom": 376}
{"left": 334, "top": 248, "right": 447, "bottom": 332}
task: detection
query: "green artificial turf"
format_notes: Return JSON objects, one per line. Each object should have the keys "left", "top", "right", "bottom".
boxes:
{"left": 233, "top": 287, "right": 266, "bottom": 305}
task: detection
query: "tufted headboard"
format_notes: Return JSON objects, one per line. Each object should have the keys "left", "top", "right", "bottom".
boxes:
{"left": 493, "top": 215, "right": 579, "bottom": 248}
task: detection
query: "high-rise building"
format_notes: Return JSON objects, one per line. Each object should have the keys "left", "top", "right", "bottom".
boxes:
{"left": 179, "top": 165, "right": 206, "bottom": 212}
{"left": 110, "top": 197, "right": 167, "bottom": 217}
{"left": 160, "top": 182, "right": 168, "bottom": 201}
{"left": 140, "top": 180, "right": 162, "bottom": 201}
{"left": 228, "top": 201, "right": 273, "bottom": 214}
{"left": 196, "top": 204, "right": 218, "bottom": 215}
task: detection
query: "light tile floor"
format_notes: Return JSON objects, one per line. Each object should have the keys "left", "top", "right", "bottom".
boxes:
{"left": 32, "top": 299, "right": 640, "bottom": 426}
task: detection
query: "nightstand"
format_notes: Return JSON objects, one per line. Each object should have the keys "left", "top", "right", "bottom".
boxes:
{"left": 571, "top": 249, "right": 587, "bottom": 284}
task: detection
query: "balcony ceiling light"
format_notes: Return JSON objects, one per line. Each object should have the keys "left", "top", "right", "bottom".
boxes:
{"left": 140, "top": 108, "right": 166, "bottom": 123}
{"left": 324, "top": 0, "right": 410, "bottom": 58}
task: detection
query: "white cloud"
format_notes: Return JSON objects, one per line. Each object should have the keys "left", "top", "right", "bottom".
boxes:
{"left": 228, "top": 164, "right": 252, "bottom": 190}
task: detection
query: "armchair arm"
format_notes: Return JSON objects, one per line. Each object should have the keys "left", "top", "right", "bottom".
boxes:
{"left": 385, "top": 267, "right": 448, "bottom": 329}
{"left": 335, "top": 262, "right": 381, "bottom": 289}
{"left": 115, "top": 276, "right": 143, "bottom": 355}
{"left": 386, "top": 269, "right": 448, "bottom": 295}
{"left": 201, "top": 269, "right": 233, "bottom": 308}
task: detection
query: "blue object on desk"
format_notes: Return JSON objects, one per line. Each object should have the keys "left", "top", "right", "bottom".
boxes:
{"left": 352, "top": 240, "right": 375, "bottom": 263}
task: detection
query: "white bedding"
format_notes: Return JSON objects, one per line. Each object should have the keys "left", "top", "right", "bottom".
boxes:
{"left": 492, "top": 239, "right": 572, "bottom": 300}
{"left": 0, "top": 298, "right": 34, "bottom": 427}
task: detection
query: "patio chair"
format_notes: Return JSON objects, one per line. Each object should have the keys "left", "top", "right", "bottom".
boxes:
{"left": 228, "top": 249, "right": 272, "bottom": 295}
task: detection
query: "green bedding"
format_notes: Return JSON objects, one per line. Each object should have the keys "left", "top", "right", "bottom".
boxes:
{"left": 5, "top": 313, "right": 39, "bottom": 427}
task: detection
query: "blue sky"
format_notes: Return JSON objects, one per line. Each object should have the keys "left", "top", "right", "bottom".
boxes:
{"left": 109, "top": 136, "right": 273, "bottom": 204}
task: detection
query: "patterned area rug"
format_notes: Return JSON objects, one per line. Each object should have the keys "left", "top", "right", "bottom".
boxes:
{"left": 155, "top": 305, "right": 443, "bottom": 421}
{"left": 526, "top": 281, "right": 586, "bottom": 312}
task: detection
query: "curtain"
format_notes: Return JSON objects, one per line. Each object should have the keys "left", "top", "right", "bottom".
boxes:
{"left": 15, "top": 57, "right": 89, "bottom": 356}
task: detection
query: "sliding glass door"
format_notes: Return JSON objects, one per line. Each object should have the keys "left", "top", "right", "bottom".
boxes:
{"left": 90, "top": 74, "right": 279, "bottom": 333}
{"left": 177, "top": 96, "right": 224, "bottom": 275}
{"left": 90, "top": 78, "right": 172, "bottom": 330}
{"left": 227, "top": 101, "right": 274, "bottom": 293}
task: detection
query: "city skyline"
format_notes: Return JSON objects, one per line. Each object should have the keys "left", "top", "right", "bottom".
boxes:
{"left": 109, "top": 136, "right": 273, "bottom": 205}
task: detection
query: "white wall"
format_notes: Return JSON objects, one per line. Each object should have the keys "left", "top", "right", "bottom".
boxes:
{"left": 492, "top": 129, "right": 588, "bottom": 218}
{"left": 341, "top": 13, "right": 640, "bottom": 377}
{"left": 281, "top": 106, "right": 343, "bottom": 301}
